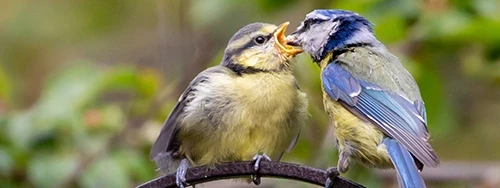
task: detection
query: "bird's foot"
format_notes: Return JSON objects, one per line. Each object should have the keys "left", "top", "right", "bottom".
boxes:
{"left": 251, "top": 154, "right": 271, "bottom": 185}
{"left": 252, "top": 154, "right": 271, "bottom": 171}
{"left": 176, "top": 159, "right": 190, "bottom": 188}
{"left": 324, "top": 167, "right": 340, "bottom": 188}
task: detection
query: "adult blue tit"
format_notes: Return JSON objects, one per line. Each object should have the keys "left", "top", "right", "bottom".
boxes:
{"left": 287, "top": 10, "right": 439, "bottom": 188}
{"left": 150, "top": 22, "right": 307, "bottom": 187}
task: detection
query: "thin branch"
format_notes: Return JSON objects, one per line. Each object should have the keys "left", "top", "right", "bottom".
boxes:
{"left": 136, "top": 161, "right": 365, "bottom": 188}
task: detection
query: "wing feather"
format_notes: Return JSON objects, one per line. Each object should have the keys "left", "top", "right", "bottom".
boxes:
{"left": 322, "top": 62, "right": 439, "bottom": 167}
{"left": 149, "top": 66, "right": 227, "bottom": 160}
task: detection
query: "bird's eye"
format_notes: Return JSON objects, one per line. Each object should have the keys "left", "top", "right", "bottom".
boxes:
{"left": 254, "top": 36, "right": 266, "bottom": 44}
{"left": 302, "top": 20, "right": 312, "bottom": 29}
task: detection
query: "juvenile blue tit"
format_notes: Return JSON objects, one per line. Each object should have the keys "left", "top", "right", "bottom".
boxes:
{"left": 287, "top": 10, "right": 439, "bottom": 188}
{"left": 149, "top": 22, "right": 307, "bottom": 187}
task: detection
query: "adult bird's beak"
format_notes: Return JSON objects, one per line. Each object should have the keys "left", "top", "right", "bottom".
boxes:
{"left": 274, "top": 22, "right": 303, "bottom": 57}
{"left": 285, "top": 34, "right": 301, "bottom": 47}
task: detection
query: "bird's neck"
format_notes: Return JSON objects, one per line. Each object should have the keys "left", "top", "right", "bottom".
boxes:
{"left": 340, "top": 29, "right": 380, "bottom": 49}
{"left": 223, "top": 56, "right": 294, "bottom": 75}
{"left": 224, "top": 61, "right": 270, "bottom": 75}
{"left": 318, "top": 41, "right": 386, "bottom": 68}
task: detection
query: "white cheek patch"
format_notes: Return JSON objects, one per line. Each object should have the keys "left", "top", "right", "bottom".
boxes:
{"left": 240, "top": 49, "right": 263, "bottom": 67}
{"left": 245, "top": 56, "right": 259, "bottom": 67}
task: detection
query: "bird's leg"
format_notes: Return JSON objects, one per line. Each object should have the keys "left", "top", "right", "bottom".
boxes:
{"left": 324, "top": 167, "right": 340, "bottom": 188}
{"left": 251, "top": 153, "right": 271, "bottom": 185}
{"left": 325, "top": 150, "right": 350, "bottom": 188}
{"left": 176, "top": 159, "right": 190, "bottom": 188}
{"left": 337, "top": 150, "right": 350, "bottom": 173}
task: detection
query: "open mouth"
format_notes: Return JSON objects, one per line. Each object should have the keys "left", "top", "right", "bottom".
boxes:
{"left": 274, "top": 22, "right": 303, "bottom": 57}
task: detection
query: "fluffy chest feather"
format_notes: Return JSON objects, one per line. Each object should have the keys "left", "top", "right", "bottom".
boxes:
{"left": 225, "top": 73, "right": 301, "bottom": 158}
{"left": 179, "top": 71, "right": 304, "bottom": 164}
{"left": 231, "top": 73, "right": 297, "bottom": 117}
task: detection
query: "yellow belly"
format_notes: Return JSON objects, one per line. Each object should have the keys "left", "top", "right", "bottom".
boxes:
{"left": 179, "top": 72, "right": 307, "bottom": 166}
{"left": 180, "top": 119, "right": 296, "bottom": 166}
{"left": 323, "top": 93, "right": 392, "bottom": 168}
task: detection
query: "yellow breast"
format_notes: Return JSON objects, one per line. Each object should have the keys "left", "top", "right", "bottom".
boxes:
{"left": 321, "top": 85, "right": 392, "bottom": 168}
{"left": 180, "top": 72, "right": 307, "bottom": 166}
{"left": 227, "top": 73, "right": 305, "bottom": 159}
{"left": 233, "top": 73, "right": 297, "bottom": 120}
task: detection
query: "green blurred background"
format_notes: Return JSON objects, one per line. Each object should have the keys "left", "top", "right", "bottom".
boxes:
{"left": 1, "top": 0, "right": 499, "bottom": 187}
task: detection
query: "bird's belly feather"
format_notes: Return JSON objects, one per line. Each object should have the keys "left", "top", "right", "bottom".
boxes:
{"left": 179, "top": 73, "right": 306, "bottom": 166}
{"left": 323, "top": 92, "right": 392, "bottom": 168}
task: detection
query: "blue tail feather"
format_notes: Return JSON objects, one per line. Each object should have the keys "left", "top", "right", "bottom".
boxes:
{"left": 383, "top": 138, "right": 426, "bottom": 188}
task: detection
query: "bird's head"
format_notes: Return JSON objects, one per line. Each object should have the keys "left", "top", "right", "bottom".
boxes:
{"left": 287, "top": 9, "right": 378, "bottom": 62}
{"left": 222, "top": 22, "right": 303, "bottom": 74}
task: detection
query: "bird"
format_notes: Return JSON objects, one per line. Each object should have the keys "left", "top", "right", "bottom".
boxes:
{"left": 286, "top": 9, "right": 440, "bottom": 188}
{"left": 149, "top": 22, "right": 308, "bottom": 188}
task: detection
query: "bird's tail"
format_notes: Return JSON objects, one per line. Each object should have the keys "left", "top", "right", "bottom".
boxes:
{"left": 152, "top": 151, "right": 181, "bottom": 174}
{"left": 383, "top": 138, "right": 426, "bottom": 188}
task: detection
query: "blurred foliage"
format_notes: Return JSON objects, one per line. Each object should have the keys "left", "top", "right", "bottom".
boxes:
{"left": 0, "top": 0, "right": 499, "bottom": 187}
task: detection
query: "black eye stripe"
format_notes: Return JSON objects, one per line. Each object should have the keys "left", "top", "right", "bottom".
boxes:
{"left": 225, "top": 33, "right": 273, "bottom": 57}
{"left": 260, "top": 33, "right": 273, "bottom": 41}
{"left": 254, "top": 33, "right": 273, "bottom": 44}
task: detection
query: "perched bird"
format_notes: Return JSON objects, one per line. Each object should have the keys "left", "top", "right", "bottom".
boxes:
{"left": 150, "top": 22, "right": 307, "bottom": 187}
{"left": 287, "top": 10, "right": 439, "bottom": 188}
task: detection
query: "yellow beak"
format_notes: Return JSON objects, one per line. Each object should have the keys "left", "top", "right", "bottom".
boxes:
{"left": 274, "top": 22, "right": 303, "bottom": 57}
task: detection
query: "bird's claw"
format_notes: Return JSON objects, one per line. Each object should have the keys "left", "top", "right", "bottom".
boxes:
{"left": 176, "top": 159, "right": 190, "bottom": 188}
{"left": 325, "top": 167, "right": 340, "bottom": 188}
{"left": 252, "top": 154, "right": 271, "bottom": 171}
{"left": 251, "top": 154, "right": 271, "bottom": 185}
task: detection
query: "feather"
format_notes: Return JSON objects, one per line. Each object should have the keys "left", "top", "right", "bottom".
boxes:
{"left": 383, "top": 138, "right": 426, "bottom": 188}
{"left": 321, "top": 62, "right": 439, "bottom": 168}
{"left": 149, "top": 67, "right": 226, "bottom": 160}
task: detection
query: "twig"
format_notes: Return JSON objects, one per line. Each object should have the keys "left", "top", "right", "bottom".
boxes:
{"left": 136, "top": 161, "right": 365, "bottom": 188}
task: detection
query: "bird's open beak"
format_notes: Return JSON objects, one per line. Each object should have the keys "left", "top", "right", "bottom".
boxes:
{"left": 274, "top": 22, "right": 303, "bottom": 57}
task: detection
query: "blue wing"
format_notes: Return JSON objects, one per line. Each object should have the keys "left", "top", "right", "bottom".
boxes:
{"left": 322, "top": 62, "right": 439, "bottom": 168}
